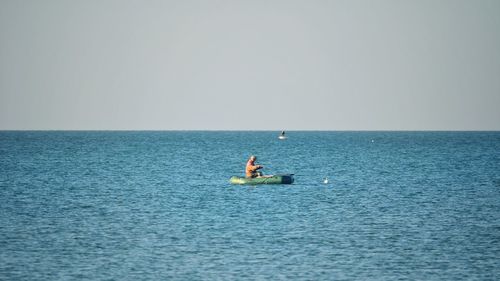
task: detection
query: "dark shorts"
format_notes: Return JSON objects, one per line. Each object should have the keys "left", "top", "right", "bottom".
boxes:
{"left": 248, "top": 171, "right": 263, "bottom": 178}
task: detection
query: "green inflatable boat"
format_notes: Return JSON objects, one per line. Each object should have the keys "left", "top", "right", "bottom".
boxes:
{"left": 229, "top": 174, "right": 294, "bottom": 185}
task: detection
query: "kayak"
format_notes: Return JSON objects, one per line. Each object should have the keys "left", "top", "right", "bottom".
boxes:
{"left": 229, "top": 174, "right": 294, "bottom": 185}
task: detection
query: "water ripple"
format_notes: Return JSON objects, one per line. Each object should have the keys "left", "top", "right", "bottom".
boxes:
{"left": 1, "top": 131, "right": 499, "bottom": 280}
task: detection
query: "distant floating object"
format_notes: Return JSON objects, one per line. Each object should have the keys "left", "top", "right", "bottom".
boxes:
{"left": 323, "top": 177, "right": 329, "bottom": 184}
{"left": 371, "top": 139, "right": 375, "bottom": 143}
{"left": 279, "top": 130, "right": 287, "bottom": 140}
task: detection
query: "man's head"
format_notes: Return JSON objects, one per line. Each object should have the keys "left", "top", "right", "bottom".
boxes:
{"left": 250, "top": 155, "right": 256, "bottom": 161}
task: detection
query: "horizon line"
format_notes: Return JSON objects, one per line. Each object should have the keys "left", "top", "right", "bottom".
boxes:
{"left": 1, "top": 129, "right": 499, "bottom": 132}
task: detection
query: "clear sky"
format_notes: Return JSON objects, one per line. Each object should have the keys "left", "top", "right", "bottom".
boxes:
{"left": 1, "top": 0, "right": 499, "bottom": 130}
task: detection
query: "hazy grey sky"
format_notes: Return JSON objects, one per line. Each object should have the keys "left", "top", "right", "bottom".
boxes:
{"left": 1, "top": 0, "right": 499, "bottom": 130}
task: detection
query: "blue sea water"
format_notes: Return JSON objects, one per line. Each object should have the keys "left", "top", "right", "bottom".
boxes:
{"left": 1, "top": 131, "right": 499, "bottom": 280}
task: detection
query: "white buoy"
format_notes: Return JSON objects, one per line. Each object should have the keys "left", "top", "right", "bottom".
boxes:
{"left": 323, "top": 177, "right": 329, "bottom": 184}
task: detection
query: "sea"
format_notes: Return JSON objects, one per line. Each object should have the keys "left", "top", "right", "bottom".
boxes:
{"left": 1, "top": 131, "right": 499, "bottom": 280}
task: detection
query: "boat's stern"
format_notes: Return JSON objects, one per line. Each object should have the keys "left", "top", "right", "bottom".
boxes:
{"left": 280, "top": 174, "right": 294, "bottom": 184}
